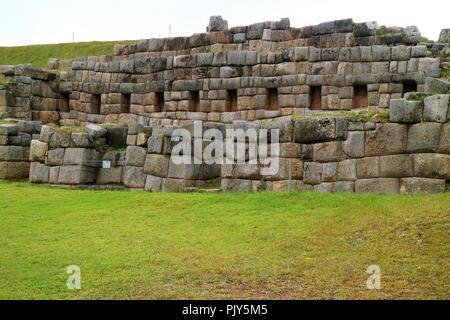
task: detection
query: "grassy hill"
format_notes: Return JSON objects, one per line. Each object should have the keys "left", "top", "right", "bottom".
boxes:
{"left": 0, "top": 180, "right": 448, "bottom": 300}
{"left": 0, "top": 40, "right": 137, "bottom": 69}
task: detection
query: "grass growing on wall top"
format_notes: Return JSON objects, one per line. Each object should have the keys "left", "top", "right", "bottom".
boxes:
{"left": 0, "top": 40, "right": 137, "bottom": 69}
{"left": 0, "top": 180, "right": 448, "bottom": 300}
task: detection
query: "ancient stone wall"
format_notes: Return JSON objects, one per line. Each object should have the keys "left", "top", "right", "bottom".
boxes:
{"left": 0, "top": 120, "right": 41, "bottom": 179}
{"left": 23, "top": 93, "right": 449, "bottom": 195}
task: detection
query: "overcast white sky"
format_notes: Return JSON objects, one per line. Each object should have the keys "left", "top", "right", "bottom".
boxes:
{"left": 0, "top": 0, "right": 448, "bottom": 46}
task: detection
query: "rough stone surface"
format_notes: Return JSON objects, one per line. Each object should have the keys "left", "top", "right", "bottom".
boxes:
{"left": 407, "top": 123, "right": 441, "bottom": 153}
{"left": 144, "top": 154, "right": 170, "bottom": 177}
{"left": 145, "top": 175, "right": 163, "bottom": 192}
{"left": 401, "top": 177, "right": 446, "bottom": 195}
{"left": 123, "top": 166, "right": 146, "bottom": 188}
{"left": 380, "top": 154, "right": 413, "bottom": 178}
{"left": 355, "top": 178, "right": 400, "bottom": 194}
{"left": 423, "top": 94, "right": 449, "bottom": 123}
{"left": 390, "top": 99, "right": 423, "bottom": 123}
{"left": 125, "top": 146, "right": 146, "bottom": 167}
{"left": 29, "top": 162, "right": 49, "bottom": 183}
{"left": 365, "top": 123, "right": 407, "bottom": 156}
{"left": 413, "top": 153, "right": 450, "bottom": 180}
{"left": 29, "top": 140, "right": 48, "bottom": 162}
{"left": 0, "top": 161, "right": 29, "bottom": 179}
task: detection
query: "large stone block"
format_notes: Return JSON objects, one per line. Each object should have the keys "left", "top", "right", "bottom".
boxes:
{"left": 0, "top": 146, "right": 23, "bottom": 161}
{"left": 380, "top": 155, "right": 413, "bottom": 178}
{"left": 337, "top": 159, "right": 357, "bottom": 181}
{"left": 294, "top": 117, "right": 336, "bottom": 143}
{"left": 407, "top": 123, "right": 441, "bottom": 153}
{"left": 47, "top": 148, "right": 64, "bottom": 166}
{"left": 71, "top": 132, "right": 93, "bottom": 148}
{"left": 39, "top": 125, "right": 55, "bottom": 143}
{"left": 161, "top": 178, "right": 187, "bottom": 192}
{"left": 423, "top": 94, "right": 449, "bottom": 123}
{"left": 0, "top": 161, "right": 30, "bottom": 179}
{"left": 123, "top": 166, "right": 146, "bottom": 188}
{"left": 49, "top": 166, "right": 59, "bottom": 184}
{"left": 389, "top": 99, "right": 423, "bottom": 123}
{"left": 96, "top": 167, "right": 123, "bottom": 184}
{"left": 400, "top": 178, "right": 446, "bottom": 195}
{"left": 221, "top": 179, "right": 251, "bottom": 192}
{"left": 49, "top": 131, "right": 71, "bottom": 148}
{"left": 355, "top": 178, "right": 400, "bottom": 194}
{"left": 29, "top": 140, "right": 48, "bottom": 162}
{"left": 147, "top": 136, "right": 164, "bottom": 154}
{"left": 57, "top": 165, "right": 97, "bottom": 185}
{"left": 144, "top": 154, "right": 170, "bottom": 178}
{"left": 261, "top": 118, "right": 294, "bottom": 143}
{"left": 145, "top": 175, "right": 163, "bottom": 192}
{"left": 322, "top": 162, "right": 338, "bottom": 182}
{"left": 29, "top": 162, "right": 49, "bottom": 183}
{"left": 437, "top": 123, "right": 450, "bottom": 154}
{"left": 125, "top": 146, "right": 146, "bottom": 167}
{"left": 303, "top": 162, "right": 322, "bottom": 185}
{"left": 365, "top": 123, "right": 407, "bottom": 156}
{"left": 63, "top": 148, "right": 100, "bottom": 167}
{"left": 342, "top": 131, "right": 365, "bottom": 158}
{"left": 313, "top": 141, "right": 344, "bottom": 162}
{"left": 413, "top": 153, "right": 450, "bottom": 180}
{"left": 334, "top": 181, "right": 355, "bottom": 193}
{"left": 0, "top": 124, "right": 18, "bottom": 136}
{"left": 86, "top": 124, "right": 107, "bottom": 138}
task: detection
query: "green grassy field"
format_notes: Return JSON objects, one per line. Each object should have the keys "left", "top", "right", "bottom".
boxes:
{"left": 0, "top": 180, "right": 448, "bottom": 300}
{"left": 0, "top": 41, "right": 137, "bottom": 69}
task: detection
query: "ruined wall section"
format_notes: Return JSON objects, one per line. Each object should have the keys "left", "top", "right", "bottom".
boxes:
{"left": 57, "top": 44, "right": 439, "bottom": 127}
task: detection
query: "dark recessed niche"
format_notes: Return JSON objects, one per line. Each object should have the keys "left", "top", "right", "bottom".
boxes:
{"left": 121, "top": 94, "right": 131, "bottom": 113}
{"left": 189, "top": 91, "right": 200, "bottom": 112}
{"left": 266, "top": 88, "right": 279, "bottom": 111}
{"left": 352, "top": 86, "right": 368, "bottom": 109}
{"left": 310, "top": 86, "right": 322, "bottom": 110}
{"left": 226, "top": 90, "right": 238, "bottom": 112}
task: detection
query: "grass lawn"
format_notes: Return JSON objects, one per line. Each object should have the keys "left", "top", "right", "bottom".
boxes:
{"left": 0, "top": 41, "right": 137, "bottom": 69}
{"left": 0, "top": 180, "right": 448, "bottom": 300}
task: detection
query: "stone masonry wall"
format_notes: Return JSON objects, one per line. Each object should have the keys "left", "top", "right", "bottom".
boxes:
{"left": 0, "top": 120, "right": 42, "bottom": 179}
{"left": 23, "top": 93, "right": 450, "bottom": 195}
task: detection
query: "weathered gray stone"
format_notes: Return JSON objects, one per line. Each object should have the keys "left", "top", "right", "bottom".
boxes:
{"left": 39, "top": 125, "right": 55, "bottom": 143}
{"left": 71, "top": 132, "right": 93, "bottom": 148}
{"left": 355, "top": 178, "right": 400, "bottom": 194}
{"left": 334, "top": 181, "right": 355, "bottom": 193}
{"left": 401, "top": 177, "right": 446, "bottom": 195}
{"left": 314, "top": 183, "right": 334, "bottom": 193}
{"left": 96, "top": 167, "right": 123, "bottom": 184}
{"left": 437, "top": 123, "right": 450, "bottom": 154}
{"left": 47, "top": 148, "right": 64, "bottom": 166}
{"left": 63, "top": 148, "right": 100, "bottom": 167}
{"left": 356, "top": 157, "right": 379, "bottom": 179}
{"left": 125, "top": 146, "right": 146, "bottom": 167}
{"left": 423, "top": 94, "right": 449, "bottom": 123}
{"left": 246, "top": 22, "right": 265, "bottom": 40}
{"left": 304, "top": 162, "right": 322, "bottom": 185}
{"left": 0, "top": 124, "right": 18, "bottom": 136}
{"left": 424, "top": 77, "right": 450, "bottom": 94}
{"left": 48, "top": 166, "right": 59, "bottom": 184}
{"left": 161, "top": 178, "right": 187, "bottom": 192}
{"left": 221, "top": 179, "right": 251, "bottom": 192}
{"left": 207, "top": 16, "right": 229, "bottom": 32}
{"left": 390, "top": 99, "right": 423, "bottom": 123}
{"left": 261, "top": 118, "right": 293, "bottom": 143}
{"left": 342, "top": 131, "right": 365, "bottom": 158}
{"left": 144, "top": 175, "right": 163, "bottom": 192}
{"left": 86, "top": 124, "right": 107, "bottom": 138}
{"left": 380, "top": 154, "right": 413, "bottom": 178}
{"left": 144, "top": 154, "right": 169, "bottom": 177}
{"left": 29, "top": 140, "right": 47, "bottom": 162}
{"left": 407, "top": 123, "right": 442, "bottom": 153}
{"left": 365, "top": 123, "right": 407, "bottom": 156}
{"left": 322, "top": 162, "right": 338, "bottom": 182}
{"left": 49, "top": 131, "right": 71, "bottom": 148}
{"left": 123, "top": 166, "right": 146, "bottom": 188}
{"left": 0, "top": 145, "right": 23, "bottom": 162}
{"left": 313, "top": 142, "right": 344, "bottom": 162}
{"left": 29, "top": 162, "right": 49, "bottom": 183}
{"left": 413, "top": 153, "right": 450, "bottom": 180}
{"left": 294, "top": 117, "right": 336, "bottom": 143}
{"left": 337, "top": 159, "right": 357, "bottom": 181}
{"left": 0, "top": 161, "right": 29, "bottom": 179}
